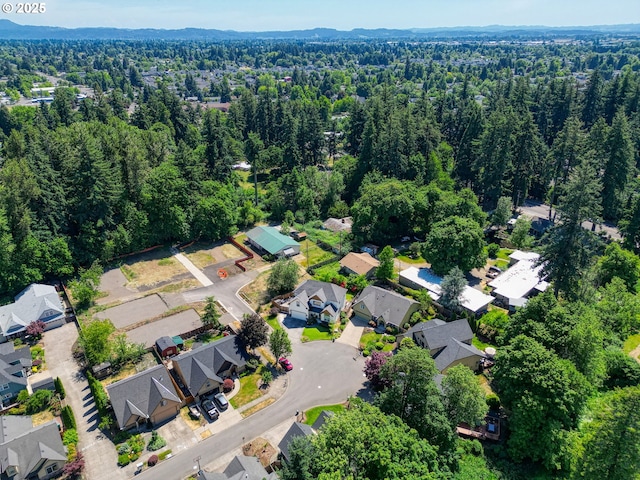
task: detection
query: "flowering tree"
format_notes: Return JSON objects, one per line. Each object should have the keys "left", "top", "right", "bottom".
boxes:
{"left": 364, "top": 351, "right": 392, "bottom": 391}
{"left": 26, "top": 320, "right": 45, "bottom": 338}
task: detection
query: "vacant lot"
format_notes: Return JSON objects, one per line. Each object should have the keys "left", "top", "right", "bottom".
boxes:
{"left": 119, "top": 248, "right": 189, "bottom": 288}
{"left": 95, "top": 294, "right": 168, "bottom": 329}
{"left": 125, "top": 309, "right": 202, "bottom": 348}
{"left": 298, "top": 239, "right": 335, "bottom": 268}
{"left": 183, "top": 241, "right": 245, "bottom": 269}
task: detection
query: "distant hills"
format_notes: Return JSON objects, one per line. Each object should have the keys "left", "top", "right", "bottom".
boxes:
{"left": 1, "top": 19, "right": 640, "bottom": 41}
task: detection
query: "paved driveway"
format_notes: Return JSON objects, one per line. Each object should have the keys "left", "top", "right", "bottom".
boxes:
{"left": 44, "top": 324, "right": 123, "bottom": 480}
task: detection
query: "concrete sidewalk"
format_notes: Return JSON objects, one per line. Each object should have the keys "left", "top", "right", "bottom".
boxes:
{"left": 171, "top": 248, "right": 213, "bottom": 287}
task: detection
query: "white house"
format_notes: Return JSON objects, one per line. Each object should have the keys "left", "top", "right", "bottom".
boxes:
{"left": 488, "top": 250, "right": 548, "bottom": 310}
{"left": 288, "top": 280, "right": 347, "bottom": 324}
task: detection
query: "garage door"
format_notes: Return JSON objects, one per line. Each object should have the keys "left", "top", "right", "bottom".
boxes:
{"left": 290, "top": 310, "right": 306, "bottom": 320}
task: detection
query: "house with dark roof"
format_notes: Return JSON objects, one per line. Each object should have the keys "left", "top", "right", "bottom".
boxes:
{"left": 401, "top": 319, "right": 486, "bottom": 373}
{"left": 278, "top": 422, "right": 315, "bottom": 462}
{"left": 246, "top": 226, "right": 300, "bottom": 258}
{"left": 0, "top": 416, "right": 67, "bottom": 480}
{"left": 311, "top": 410, "right": 335, "bottom": 431}
{"left": 288, "top": 280, "right": 347, "bottom": 324}
{"left": 172, "top": 336, "right": 248, "bottom": 400}
{"left": 339, "top": 252, "right": 379, "bottom": 278}
{"left": 0, "top": 343, "right": 32, "bottom": 407}
{"left": 352, "top": 286, "right": 419, "bottom": 330}
{"left": 0, "top": 284, "right": 65, "bottom": 343}
{"left": 106, "top": 364, "right": 182, "bottom": 430}
{"left": 197, "top": 455, "right": 278, "bottom": 480}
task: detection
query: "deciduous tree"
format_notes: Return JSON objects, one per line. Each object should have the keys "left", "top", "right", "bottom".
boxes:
{"left": 441, "top": 364, "right": 488, "bottom": 427}
{"left": 269, "top": 328, "right": 292, "bottom": 361}
{"left": 375, "top": 245, "right": 395, "bottom": 281}
{"left": 267, "top": 258, "right": 299, "bottom": 296}
{"left": 439, "top": 267, "right": 468, "bottom": 310}
{"left": 239, "top": 313, "right": 269, "bottom": 351}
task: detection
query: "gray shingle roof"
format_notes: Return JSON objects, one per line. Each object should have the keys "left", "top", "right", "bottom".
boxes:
{"left": 0, "top": 284, "right": 64, "bottom": 338}
{"left": 106, "top": 364, "right": 180, "bottom": 429}
{"left": 293, "top": 280, "right": 347, "bottom": 307}
{"left": 278, "top": 422, "right": 315, "bottom": 461}
{"left": 156, "top": 336, "right": 177, "bottom": 352}
{"left": 353, "top": 286, "right": 418, "bottom": 328}
{"left": 197, "top": 455, "right": 278, "bottom": 480}
{"left": 173, "top": 336, "right": 248, "bottom": 397}
{"left": 311, "top": 410, "right": 335, "bottom": 431}
{"left": 0, "top": 419, "right": 66, "bottom": 480}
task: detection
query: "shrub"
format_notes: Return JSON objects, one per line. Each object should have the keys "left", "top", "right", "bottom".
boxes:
{"left": 269, "top": 307, "right": 280, "bottom": 316}
{"left": 486, "top": 394, "right": 501, "bottom": 411}
{"left": 25, "top": 389, "right": 53, "bottom": 414}
{"left": 382, "top": 335, "right": 395, "bottom": 343}
{"left": 117, "top": 454, "right": 130, "bottom": 467}
{"left": 127, "top": 434, "right": 145, "bottom": 454}
{"left": 223, "top": 378, "right": 234, "bottom": 393}
{"left": 487, "top": 243, "right": 500, "bottom": 259}
{"left": 158, "top": 450, "right": 172, "bottom": 460}
{"left": 113, "top": 430, "right": 132, "bottom": 445}
{"left": 54, "top": 377, "right": 66, "bottom": 399}
{"left": 261, "top": 369, "right": 273, "bottom": 386}
{"left": 385, "top": 326, "right": 398, "bottom": 335}
{"left": 147, "top": 431, "right": 167, "bottom": 452}
{"left": 374, "top": 342, "right": 384, "bottom": 351}
{"left": 246, "top": 358, "right": 261, "bottom": 371}
{"left": 61, "top": 405, "right": 76, "bottom": 430}
{"left": 63, "top": 452, "right": 85, "bottom": 479}
{"left": 362, "top": 349, "right": 370, "bottom": 357}
{"left": 117, "top": 444, "right": 131, "bottom": 455}
{"left": 147, "top": 454, "right": 159, "bottom": 467}
{"left": 66, "top": 443, "right": 77, "bottom": 462}
{"left": 63, "top": 429, "right": 78, "bottom": 446}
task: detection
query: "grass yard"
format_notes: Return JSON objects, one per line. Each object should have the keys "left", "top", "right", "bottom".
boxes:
{"left": 472, "top": 335, "right": 494, "bottom": 351}
{"left": 302, "top": 323, "right": 334, "bottom": 342}
{"left": 230, "top": 366, "right": 266, "bottom": 409}
{"left": 265, "top": 315, "right": 281, "bottom": 331}
{"left": 397, "top": 253, "right": 426, "bottom": 264}
{"left": 179, "top": 406, "right": 204, "bottom": 430}
{"left": 32, "top": 410, "right": 55, "bottom": 426}
{"left": 623, "top": 334, "right": 640, "bottom": 355}
{"left": 478, "top": 373, "right": 496, "bottom": 396}
{"left": 303, "top": 403, "right": 346, "bottom": 426}
{"left": 241, "top": 398, "right": 275, "bottom": 417}
{"left": 496, "top": 248, "right": 514, "bottom": 260}
{"left": 299, "top": 239, "right": 335, "bottom": 268}
{"left": 359, "top": 330, "right": 396, "bottom": 352}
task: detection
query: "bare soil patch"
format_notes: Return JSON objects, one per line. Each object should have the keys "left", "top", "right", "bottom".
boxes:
{"left": 94, "top": 294, "right": 168, "bottom": 329}
{"left": 242, "top": 437, "right": 277, "bottom": 467}
{"left": 120, "top": 249, "right": 188, "bottom": 288}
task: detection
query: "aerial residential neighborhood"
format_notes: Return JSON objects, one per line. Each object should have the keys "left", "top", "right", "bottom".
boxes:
{"left": 0, "top": 3, "right": 639, "bottom": 479}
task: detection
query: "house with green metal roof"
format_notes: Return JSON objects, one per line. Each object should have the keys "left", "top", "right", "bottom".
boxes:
{"left": 245, "top": 226, "right": 300, "bottom": 257}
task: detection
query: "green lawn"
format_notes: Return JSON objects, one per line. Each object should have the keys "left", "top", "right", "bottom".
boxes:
{"left": 623, "top": 334, "right": 640, "bottom": 355}
{"left": 496, "top": 248, "right": 514, "bottom": 260}
{"left": 302, "top": 324, "right": 334, "bottom": 342}
{"left": 313, "top": 261, "right": 341, "bottom": 281}
{"left": 397, "top": 253, "right": 425, "bottom": 264}
{"left": 359, "top": 331, "right": 395, "bottom": 352}
{"left": 230, "top": 366, "right": 265, "bottom": 409}
{"left": 472, "top": 335, "right": 494, "bottom": 351}
{"left": 303, "top": 404, "right": 346, "bottom": 426}
{"left": 300, "top": 239, "right": 335, "bottom": 268}
{"left": 265, "top": 315, "right": 281, "bottom": 331}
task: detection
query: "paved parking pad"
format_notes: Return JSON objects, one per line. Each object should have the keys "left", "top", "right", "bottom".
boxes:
{"left": 95, "top": 294, "right": 168, "bottom": 328}
{"left": 125, "top": 309, "right": 201, "bottom": 348}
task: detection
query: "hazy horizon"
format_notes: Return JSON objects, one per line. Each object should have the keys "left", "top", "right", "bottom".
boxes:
{"left": 1, "top": 0, "right": 639, "bottom": 31}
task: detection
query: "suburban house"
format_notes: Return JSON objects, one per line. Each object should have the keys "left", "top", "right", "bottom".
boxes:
{"left": 399, "top": 267, "right": 494, "bottom": 316}
{"left": 488, "top": 250, "right": 548, "bottom": 310}
{"left": 400, "top": 319, "right": 486, "bottom": 373}
{"left": 288, "top": 280, "right": 347, "bottom": 324}
{"left": 352, "top": 286, "right": 419, "bottom": 330}
{"left": 323, "top": 216, "right": 353, "bottom": 233}
{"left": 339, "top": 252, "right": 380, "bottom": 278}
{"left": 245, "top": 226, "right": 300, "bottom": 258}
{"left": 172, "top": 336, "right": 247, "bottom": 399}
{"left": 0, "top": 416, "right": 67, "bottom": 480}
{"left": 106, "top": 364, "right": 182, "bottom": 430}
{"left": 278, "top": 422, "right": 315, "bottom": 462}
{"left": 0, "top": 284, "right": 66, "bottom": 343}
{"left": 197, "top": 455, "right": 278, "bottom": 480}
{"left": 0, "top": 343, "right": 32, "bottom": 407}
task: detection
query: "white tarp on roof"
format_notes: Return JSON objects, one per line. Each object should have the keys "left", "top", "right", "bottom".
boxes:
{"left": 488, "top": 250, "right": 547, "bottom": 302}
{"left": 399, "top": 267, "right": 494, "bottom": 313}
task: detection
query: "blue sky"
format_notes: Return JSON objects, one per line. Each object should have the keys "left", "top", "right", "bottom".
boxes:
{"left": 6, "top": 0, "right": 640, "bottom": 30}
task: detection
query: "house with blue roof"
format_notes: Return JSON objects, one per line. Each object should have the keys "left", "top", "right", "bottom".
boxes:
{"left": 0, "top": 284, "right": 65, "bottom": 344}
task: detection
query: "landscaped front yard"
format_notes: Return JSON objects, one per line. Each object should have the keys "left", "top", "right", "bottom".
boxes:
{"left": 230, "top": 366, "right": 267, "bottom": 409}
{"left": 359, "top": 330, "right": 396, "bottom": 352}
{"left": 302, "top": 323, "right": 335, "bottom": 342}
{"left": 303, "top": 403, "right": 346, "bottom": 426}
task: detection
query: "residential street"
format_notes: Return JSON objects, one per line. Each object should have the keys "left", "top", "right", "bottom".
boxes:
{"left": 136, "top": 340, "right": 370, "bottom": 480}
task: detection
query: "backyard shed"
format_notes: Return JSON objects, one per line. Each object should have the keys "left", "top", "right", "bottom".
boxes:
{"left": 156, "top": 336, "right": 178, "bottom": 358}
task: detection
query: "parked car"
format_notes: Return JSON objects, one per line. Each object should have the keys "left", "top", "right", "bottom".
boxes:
{"left": 188, "top": 404, "right": 201, "bottom": 419}
{"left": 487, "top": 266, "right": 502, "bottom": 278}
{"left": 201, "top": 399, "right": 219, "bottom": 420}
{"left": 213, "top": 392, "right": 229, "bottom": 411}
{"left": 279, "top": 357, "right": 293, "bottom": 371}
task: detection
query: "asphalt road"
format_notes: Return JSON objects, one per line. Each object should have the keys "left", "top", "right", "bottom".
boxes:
{"left": 136, "top": 341, "right": 369, "bottom": 480}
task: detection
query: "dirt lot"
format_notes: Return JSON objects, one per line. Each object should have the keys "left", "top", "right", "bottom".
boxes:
{"left": 119, "top": 248, "right": 189, "bottom": 288}
{"left": 95, "top": 294, "right": 168, "bottom": 329}
{"left": 183, "top": 242, "right": 245, "bottom": 269}
{"left": 242, "top": 437, "right": 278, "bottom": 467}
{"left": 125, "top": 309, "right": 202, "bottom": 348}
